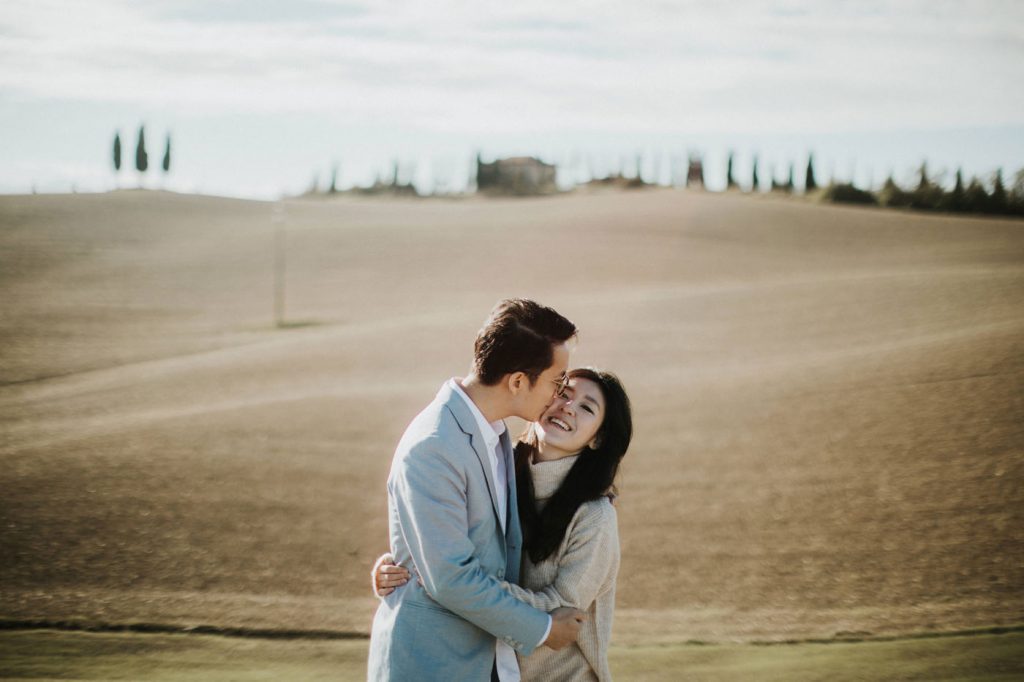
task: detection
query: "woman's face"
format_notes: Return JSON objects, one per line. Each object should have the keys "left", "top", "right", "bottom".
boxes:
{"left": 535, "top": 376, "right": 606, "bottom": 457}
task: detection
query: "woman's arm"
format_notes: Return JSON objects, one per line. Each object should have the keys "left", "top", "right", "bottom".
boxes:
{"left": 371, "top": 553, "right": 410, "bottom": 597}
{"left": 501, "top": 501, "right": 620, "bottom": 612}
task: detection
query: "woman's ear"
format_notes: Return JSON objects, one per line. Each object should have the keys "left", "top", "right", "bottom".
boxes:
{"left": 588, "top": 436, "right": 602, "bottom": 450}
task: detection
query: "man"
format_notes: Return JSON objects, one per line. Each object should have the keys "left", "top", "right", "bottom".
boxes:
{"left": 368, "top": 299, "right": 586, "bottom": 681}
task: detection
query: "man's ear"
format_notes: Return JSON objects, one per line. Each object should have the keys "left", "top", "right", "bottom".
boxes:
{"left": 507, "top": 372, "right": 527, "bottom": 396}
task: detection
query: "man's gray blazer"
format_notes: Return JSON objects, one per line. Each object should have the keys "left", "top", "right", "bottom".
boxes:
{"left": 367, "top": 382, "right": 550, "bottom": 681}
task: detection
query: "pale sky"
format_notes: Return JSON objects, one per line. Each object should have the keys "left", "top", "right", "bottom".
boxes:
{"left": 2, "top": 0, "right": 1023, "bottom": 197}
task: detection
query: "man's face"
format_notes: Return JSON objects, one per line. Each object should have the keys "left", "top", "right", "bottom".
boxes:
{"left": 517, "top": 341, "right": 571, "bottom": 422}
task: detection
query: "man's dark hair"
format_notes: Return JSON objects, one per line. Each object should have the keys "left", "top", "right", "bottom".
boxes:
{"left": 473, "top": 299, "right": 576, "bottom": 386}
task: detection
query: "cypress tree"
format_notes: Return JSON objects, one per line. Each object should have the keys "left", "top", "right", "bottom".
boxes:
{"left": 113, "top": 132, "right": 122, "bottom": 172}
{"left": 912, "top": 161, "right": 943, "bottom": 210}
{"left": 941, "top": 168, "right": 965, "bottom": 212}
{"left": 880, "top": 173, "right": 912, "bottom": 207}
{"left": 963, "top": 177, "right": 989, "bottom": 214}
{"left": 751, "top": 155, "right": 759, "bottom": 192}
{"left": 135, "top": 125, "right": 148, "bottom": 174}
{"left": 805, "top": 153, "right": 817, "bottom": 192}
{"left": 162, "top": 134, "right": 171, "bottom": 174}
{"left": 1011, "top": 169, "right": 1024, "bottom": 214}
{"left": 726, "top": 151, "right": 736, "bottom": 189}
{"left": 991, "top": 169, "right": 1007, "bottom": 213}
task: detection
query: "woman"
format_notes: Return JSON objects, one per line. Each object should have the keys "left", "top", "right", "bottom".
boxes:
{"left": 375, "top": 367, "right": 633, "bottom": 681}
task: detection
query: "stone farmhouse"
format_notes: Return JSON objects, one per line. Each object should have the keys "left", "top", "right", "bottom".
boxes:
{"left": 476, "top": 155, "right": 557, "bottom": 195}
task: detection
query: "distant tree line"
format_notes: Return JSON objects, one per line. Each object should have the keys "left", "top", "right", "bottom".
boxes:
{"left": 304, "top": 158, "right": 418, "bottom": 197}
{"left": 819, "top": 163, "right": 1024, "bottom": 217}
{"left": 297, "top": 146, "right": 1023, "bottom": 216}
{"left": 720, "top": 149, "right": 1022, "bottom": 217}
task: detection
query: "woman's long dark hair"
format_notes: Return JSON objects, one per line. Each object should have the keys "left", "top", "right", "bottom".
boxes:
{"left": 515, "top": 367, "right": 633, "bottom": 564}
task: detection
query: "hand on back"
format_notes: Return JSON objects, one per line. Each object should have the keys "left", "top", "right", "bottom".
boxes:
{"left": 544, "top": 606, "right": 586, "bottom": 650}
{"left": 372, "top": 553, "right": 411, "bottom": 596}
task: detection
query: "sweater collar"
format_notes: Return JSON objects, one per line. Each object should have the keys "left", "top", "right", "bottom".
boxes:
{"left": 530, "top": 453, "right": 579, "bottom": 501}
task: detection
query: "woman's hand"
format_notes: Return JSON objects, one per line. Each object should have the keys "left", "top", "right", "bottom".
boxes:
{"left": 372, "top": 553, "right": 411, "bottom": 597}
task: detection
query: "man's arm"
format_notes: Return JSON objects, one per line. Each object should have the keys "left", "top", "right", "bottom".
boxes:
{"left": 370, "top": 551, "right": 584, "bottom": 651}
{"left": 391, "top": 438, "right": 558, "bottom": 655}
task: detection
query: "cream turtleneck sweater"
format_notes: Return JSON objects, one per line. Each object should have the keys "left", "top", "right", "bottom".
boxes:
{"left": 501, "top": 454, "right": 620, "bottom": 682}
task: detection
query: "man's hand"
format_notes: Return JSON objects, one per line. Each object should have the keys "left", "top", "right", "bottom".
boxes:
{"left": 543, "top": 606, "right": 586, "bottom": 650}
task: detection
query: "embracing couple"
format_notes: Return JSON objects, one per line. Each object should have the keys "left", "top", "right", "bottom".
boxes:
{"left": 367, "top": 299, "right": 633, "bottom": 681}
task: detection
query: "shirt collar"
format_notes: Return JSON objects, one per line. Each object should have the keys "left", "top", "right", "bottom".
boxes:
{"left": 448, "top": 378, "right": 506, "bottom": 452}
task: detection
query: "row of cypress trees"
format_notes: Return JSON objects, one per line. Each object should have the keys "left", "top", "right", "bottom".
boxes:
{"left": 113, "top": 125, "right": 170, "bottom": 175}
{"left": 724, "top": 150, "right": 1021, "bottom": 215}
{"left": 725, "top": 152, "right": 818, "bottom": 193}
{"left": 821, "top": 164, "right": 1024, "bottom": 216}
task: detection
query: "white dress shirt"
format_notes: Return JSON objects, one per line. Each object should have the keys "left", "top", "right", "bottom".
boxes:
{"left": 449, "top": 379, "right": 551, "bottom": 682}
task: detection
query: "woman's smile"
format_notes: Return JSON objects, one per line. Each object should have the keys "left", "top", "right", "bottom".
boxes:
{"left": 548, "top": 416, "right": 572, "bottom": 432}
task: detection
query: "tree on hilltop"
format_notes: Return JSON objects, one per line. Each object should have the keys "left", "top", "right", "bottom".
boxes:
{"left": 991, "top": 168, "right": 1007, "bottom": 213}
{"left": 113, "top": 132, "right": 122, "bottom": 173}
{"left": 880, "top": 173, "right": 911, "bottom": 207}
{"left": 1010, "top": 169, "right": 1024, "bottom": 213}
{"left": 962, "top": 176, "right": 990, "bottom": 213}
{"left": 751, "top": 154, "right": 759, "bottom": 192}
{"left": 162, "top": 134, "right": 171, "bottom": 174}
{"left": 726, "top": 151, "right": 737, "bottom": 189}
{"left": 940, "top": 168, "right": 965, "bottom": 212}
{"left": 135, "top": 125, "right": 148, "bottom": 175}
{"left": 805, "top": 153, "right": 817, "bottom": 192}
{"left": 911, "top": 162, "right": 943, "bottom": 210}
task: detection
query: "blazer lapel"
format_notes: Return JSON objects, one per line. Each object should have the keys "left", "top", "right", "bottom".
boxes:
{"left": 500, "top": 429, "right": 516, "bottom": 532}
{"left": 443, "top": 386, "right": 503, "bottom": 530}
{"left": 500, "top": 429, "right": 523, "bottom": 584}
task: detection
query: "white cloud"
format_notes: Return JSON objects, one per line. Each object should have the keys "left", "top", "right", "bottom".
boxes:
{"left": 2, "top": 0, "right": 1023, "bottom": 134}
{"left": 2, "top": 1, "right": 1023, "bottom": 198}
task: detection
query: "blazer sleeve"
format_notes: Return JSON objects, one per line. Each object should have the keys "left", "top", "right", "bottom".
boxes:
{"left": 499, "top": 500, "right": 620, "bottom": 612}
{"left": 390, "top": 436, "right": 551, "bottom": 655}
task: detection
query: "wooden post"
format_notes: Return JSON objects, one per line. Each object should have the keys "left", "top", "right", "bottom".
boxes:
{"left": 273, "top": 202, "right": 286, "bottom": 328}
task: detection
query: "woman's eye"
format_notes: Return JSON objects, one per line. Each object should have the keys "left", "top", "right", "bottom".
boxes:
{"left": 583, "top": 406, "right": 594, "bottom": 414}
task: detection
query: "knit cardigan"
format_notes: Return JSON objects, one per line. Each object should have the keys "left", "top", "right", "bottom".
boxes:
{"left": 501, "top": 454, "right": 620, "bottom": 681}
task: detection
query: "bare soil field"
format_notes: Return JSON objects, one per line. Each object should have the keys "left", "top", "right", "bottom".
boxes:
{"left": 1, "top": 189, "right": 1022, "bottom": 644}
{"left": 2, "top": 629, "right": 1022, "bottom": 681}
